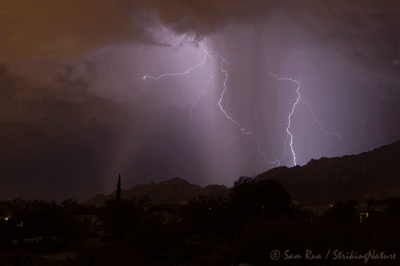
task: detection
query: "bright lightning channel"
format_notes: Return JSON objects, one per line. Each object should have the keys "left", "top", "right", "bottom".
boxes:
{"left": 142, "top": 49, "right": 217, "bottom": 127}
{"left": 217, "top": 56, "right": 282, "bottom": 166}
{"left": 142, "top": 48, "right": 285, "bottom": 166}
{"left": 141, "top": 49, "right": 281, "bottom": 166}
{"left": 140, "top": 49, "right": 341, "bottom": 168}
{"left": 141, "top": 48, "right": 217, "bottom": 128}
{"left": 188, "top": 76, "right": 214, "bottom": 126}
{"left": 143, "top": 49, "right": 215, "bottom": 81}
{"left": 267, "top": 73, "right": 342, "bottom": 166}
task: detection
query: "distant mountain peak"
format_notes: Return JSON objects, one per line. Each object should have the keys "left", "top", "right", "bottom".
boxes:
{"left": 82, "top": 176, "right": 227, "bottom": 206}
{"left": 83, "top": 141, "right": 400, "bottom": 207}
{"left": 255, "top": 140, "right": 400, "bottom": 205}
{"left": 161, "top": 176, "right": 189, "bottom": 184}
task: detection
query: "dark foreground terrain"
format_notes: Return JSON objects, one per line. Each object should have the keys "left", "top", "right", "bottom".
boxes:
{"left": 2, "top": 179, "right": 400, "bottom": 265}
{"left": 2, "top": 141, "right": 400, "bottom": 265}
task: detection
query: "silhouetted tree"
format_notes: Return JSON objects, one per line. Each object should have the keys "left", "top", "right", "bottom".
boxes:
{"left": 233, "top": 176, "right": 254, "bottom": 187}
{"left": 127, "top": 213, "right": 190, "bottom": 261}
{"left": 116, "top": 174, "right": 121, "bottom": 202}
{"left": 0, "top": 197, "right": 92, "bottom": 249}
{"left": 60, "top": 198, "right": 79, "bottom": 210}
{"left": 184, "top": 194, "right": 229, "bottom": 235}
{"left": 99, "top": 196, "right": 150, "bottom": 241}
{"left": 229, "top": 177, "right": 291, "bottom": 223}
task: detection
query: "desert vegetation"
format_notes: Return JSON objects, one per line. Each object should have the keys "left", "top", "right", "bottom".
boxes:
{"left": 1, "top": 177, "right": 400, "bottom": 265}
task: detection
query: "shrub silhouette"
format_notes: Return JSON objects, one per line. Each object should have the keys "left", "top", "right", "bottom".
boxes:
{"left": 98, "top": 196, "right": 150, "bottom": 241}
{"left": 184, "top": 194, "right": 230, "bottom": 236}
{"left": 229, "top": 177, "right": 292, "bottom": 228}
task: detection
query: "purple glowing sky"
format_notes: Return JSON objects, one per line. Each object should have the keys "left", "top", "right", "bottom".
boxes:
{"left": 1, "top": 0, "right": 399, "bottom": 201}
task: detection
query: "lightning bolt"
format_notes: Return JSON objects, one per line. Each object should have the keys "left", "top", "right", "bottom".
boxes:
{"left": 188, "top": 76, "right": 214, "bottom": 126}
{"left": 267, "top": 73, "right": 342, "bottom": 166}
{"left": 141, "top": 48, "right": 217, "bottom": 127}
{"left": 217, "top": 56, "right": 281, "bottom": 166}
{"left": 140, "top": 48, "right": 341, "bottom": 168}
{"left": 143, "top": 49, "right": 215, "bottom": 81}
{"left": 141, "top": 49, "right": 281, "bottom": 165}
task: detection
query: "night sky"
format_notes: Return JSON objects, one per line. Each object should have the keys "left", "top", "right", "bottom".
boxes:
{"left": 1, "top": 0, "right": 399, "bottom": 202}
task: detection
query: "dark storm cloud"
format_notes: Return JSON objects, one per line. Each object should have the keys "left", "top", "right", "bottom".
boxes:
{"left": 0, "top": 0, "right": 161, "bottom": 62}
{"left": 0, "top": 65, "right": 126, "bottom": 201}
{"left": 2, "top": 0, "right": 399, "bottom": 75}
{"left": 147, "top": 0, "right": 276, "bottom": 39}
{"left": 2, "top": 1, "right": 396, "bottom": 61}
{"left": 147, "top": 0, "right": 400, "bottom": 158}
{"left": 322, "top": 10, "right": 400, "bottom": 75}
{"left": 148, "top": 0, "right": 400, "bottom": 75}
{"left": 1, "top": 0, "right": 399, "bottom": 201}
{"left": 0, "top": 63, "right": 124, "bottom": 126}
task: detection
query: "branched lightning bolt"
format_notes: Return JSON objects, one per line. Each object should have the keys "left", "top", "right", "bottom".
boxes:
{"left": 217, "top": 56, "right": 251, "bottom": 134}
{"left": 267, "top": 73, "right": 342, "bottom": 166}
{"left": 140, "top": 48, "right": 341, "bottom": 168}
{"left": 141, "top": 49, "right": 281, "bottom": 166}
{"left": 217, "top": 57, "right": 281, "bottom": 166}
{"left": 188, "top": 76, "right": 214, "bottom": 126}
{"left": 143, "top": 49, "right": 215, "bottom": 81}
{"left": 141, "top": 48, "right": 218, "bottom": 126}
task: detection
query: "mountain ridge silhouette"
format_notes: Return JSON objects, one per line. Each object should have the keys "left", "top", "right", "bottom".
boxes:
{"left": 83, "top": 141, "right": 400, "bottom": 206}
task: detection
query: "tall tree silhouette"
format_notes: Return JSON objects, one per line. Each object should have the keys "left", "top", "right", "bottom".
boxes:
{"left": 109, "top": 174, "right": 122, "bottom": 240}
{"left": 116, "top": 174, "right": 121, "bottom": 202}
